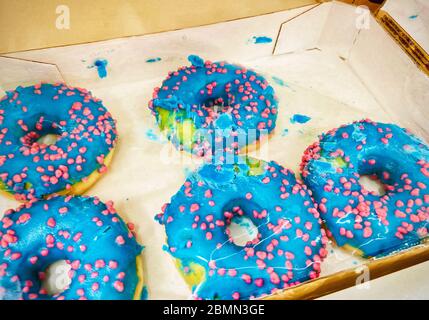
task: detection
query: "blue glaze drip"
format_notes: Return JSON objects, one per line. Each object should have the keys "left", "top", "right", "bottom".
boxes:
{"left": 252, "top": 36, "right": 273, "bottom": 44}
{"left": 302, "top": 120, "right": 429, "bottom": 257}
{"left": 0, "top": 195, "right": 143, "bottom": 300}
{"left": 290, "top": 114, "right": 311, "bottom": 124}
{"left": 188, "top": 55, "right": 205, "bottom": 67}
{"left": 145, "top": 128, "right": 160, "bottom": 141}
{"left": 146, "top": 57, "right": 161, "bottom": 63}
{"left": 271, "top": 76, "right": 289, "bottom": 87}
{"left": 157, "top": 160, "right": 327, "bottom": 300}
{"left": 94, "top": 59, "right": 108, "bottom": 78}
{"left": 149, "top": 57, "right": 278, "bottom": 156}
{"left": 281, "top": 129, "right": 289, "bottom": 137}
{"left": 0, "top": 84, "right": 117, "bottom": 200}
{"left": 141, "top": 286, "right": 148, "bottom": 299}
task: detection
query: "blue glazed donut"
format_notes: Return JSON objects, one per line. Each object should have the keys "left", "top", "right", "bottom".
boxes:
{"left": 0, "top": 195, "right": 144, "bottom": 300}
{"left": 0, "top": 83, "right": 117, "bottom": 201}
{"left": 301, "top": 119, "right": 429, "bottom": 257}
{"left": 149, "top": 56, "right": 278, "bottom": 158}
{"left": 156, "top": 159, "right": 328, "bottom": 300}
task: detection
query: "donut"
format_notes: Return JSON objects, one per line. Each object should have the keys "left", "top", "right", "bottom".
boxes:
{"left": 0, "top": 195, "right": 144, "bottom": 300}
{"left": 149, "top": 55, "right": 278, "bottom": 158}
{"left": 156, "top": 158, "right": 328, "bottom": 300}
{"left": 301, "top": 119, "right": 429, "bottom": 257}
{"left": 0, "top": 83, "right": 117, "bottom": 201}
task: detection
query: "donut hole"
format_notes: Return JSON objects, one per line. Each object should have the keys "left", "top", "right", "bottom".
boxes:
{"left": 42, "top": 260, "right": 72, "bottom": 295}
{"left": 36, "top": 133, "right": 60, "bottom": 145}
{"left": 226, "top": 210, "right": 259, "bottom": 247}
{"left": 22, "top": 124, "right": 63, "bottom": 147}
{"left": 202, "top": 97, "right": 228, "bottom": 110}
{"left": 227, "top": 216, "right": 258, "bottom": 246}
{"left": 359, "top": 174, "right": 386, "bottom": 196}
{"left": 200, "top": 92, "right": 230, "bottom": 110}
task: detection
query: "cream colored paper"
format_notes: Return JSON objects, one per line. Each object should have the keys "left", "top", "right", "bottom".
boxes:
{"left": 0, "top": 2, "right": 428, "bottom": 299}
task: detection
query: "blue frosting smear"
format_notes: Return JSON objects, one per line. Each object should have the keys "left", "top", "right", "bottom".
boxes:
{"left": 0, "top": 195, "right": 143, "bottom": 300}
{"left": 271, "top": 76, "right": 289, "bottom": 87}
{"left": 301, "top": 120, "right": 429, "bottom": 257}
{"left": 0, "top": 84, "right": 117, "bottom": 200}
{"left": 149, "top": 56, "right": 278, "bottom": 156}
{"left": 146, "top": 57, "right": 161, "bottom": 63}
{"left": 94, "top": 59, "right": 108, "bottom": 78}
{"left": 141, "top": 286, "right": 149, "bottom": 299}
{"left": 409, "top": 14, "right": 418, "bottom": 20}
{"left": 252, "top": 36, "right": 273, "bottom": 44}
{"left": 188, "top": 55, "right": 205, "bottom": 67}
{"left": 157, "top": 159, "right": 328, "bottom": 300}
{"left": 145, "top": 128, "right": 160, "bottom": 141}
{"left": 290, "top": 114, "right": 311, "bottom": 124}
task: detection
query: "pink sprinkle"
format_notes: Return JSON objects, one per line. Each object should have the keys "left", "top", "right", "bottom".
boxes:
{"left": 95, "top": 259, "right": 106, "bottom": 268}
{"left": 190, "top": 203, "right": 200, "bottom": 212}
{"left": 262, "top": 177, "right": 270, "bottom": 184}
{"left": 11, "top": 253, "right": 22, "bottom": 260}
{"left": 242, "top": 274, "right": 252, "bottom": 284}
{"left": 113, "top": 281, "right": 124, "bottom": 292}
{"left": 363, "top": 227, "right": 372, "bottom": 238}
{"left": 59, "top": 207, "right": 68, "bottom": 214}
{"left": 115, "top": 236, "right": 125, "bottom": 245}
{"left": 29, "top": 256, "right": 38, "bottom": 264}
{"left": 18, "top": 213, "right": 31, "bottom": 224}
{"left": 47, "top": 218, "right": 56, "bottom": 227}
{"left": 254, "top": 278, "right": 264, "bottom": 287}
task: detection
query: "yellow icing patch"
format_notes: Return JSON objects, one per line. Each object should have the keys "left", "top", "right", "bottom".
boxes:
{"left": 157, "top": 107, "right": 175, "bottom": 131}
{"left": 331, "top": 157, "right": 347, "bottom": 168}
{"left": 156, "top": 107, "right": 197, "bottom": 148}
{"left": 0, "top": 180, "right": 15, "bottom": 200}
{"left": 175, "top": 259, "right": 206, "bottom": 289}
{"left": 133, "top": 255, "right": 145, "bottom": 300}
{"left": 246, "top": 158, "right": 267, "bottom": 176}
{"left": 0, "top": 149, "right": 115, "bottom": 202}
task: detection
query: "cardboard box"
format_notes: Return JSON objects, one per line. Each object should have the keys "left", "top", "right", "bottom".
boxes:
{"left": 0, "top": 0, "right": 428, "bottom": 299}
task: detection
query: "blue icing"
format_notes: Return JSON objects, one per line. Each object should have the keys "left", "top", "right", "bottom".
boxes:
{"left": 302, "top": 120, "right": 429, "bottom": 257}
{"left": 145, "top": 128, "right": 160, "bottom": 141}
{"left": 94, "top": 59, "right": 108, "bottom": 78}
{"left": 158, "top": 159, "right": 326, "bottom": 300}
{"left": 188, "top": 55, "right": 205, "bottom": 67}
{"left": 252, "top": 36, "right": 272, "bottom": 44}
{"left": 271, "top": 76, "right": 289, "bottom": 87}
{"left": 0, "top": 84, "right": 117, "bottom": 200}
{"left": 409, "top": 14, "right": 418, "bottom": 20}
{"left": 149, "top": 57, "right": 278, "bottom": 156}
{"left": 141, "top": 286, "right": 149, "bottom": 299}
{"left": 214, "top": 113, "right": 234, "bottom": 129}
{"left": 290, "top": 114, "right": 311, "bottom": 124}
{"left": 0, "top": 195, "right": 143, "bottom": 300}
{"left": 146, "top": 57, "right": 161, "bottom": 63}
{"left": 281, "top": 128, "right": 289, "bottom": 137}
